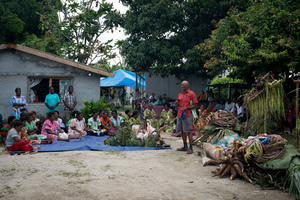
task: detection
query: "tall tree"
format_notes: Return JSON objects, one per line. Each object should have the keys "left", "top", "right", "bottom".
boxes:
{"left": 198, "top": 0, "right": 300, "bottom": 89}
{"left": 120, "top": 0, "right": 249, "bottom": 79}
{"left": 25, "top": 0, "right": 123, "bottom": 66}
{"left": 0, "top": 0, "right": 44, "bottom": 43}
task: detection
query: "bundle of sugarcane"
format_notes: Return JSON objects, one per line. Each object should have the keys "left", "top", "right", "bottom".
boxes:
{"left": 210, "top": 110, "right": 238, "bottom": 127}
{"left": 245, "top": 79, "right": 285, "bottom": 120}
{"left": 203, "top": 150, "right": 252, "bottom": 183}
{"left": 195, "top": 125, "right": 241, "bottom": 145}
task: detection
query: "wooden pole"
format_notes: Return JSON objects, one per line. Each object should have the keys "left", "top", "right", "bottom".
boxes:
{"left": 264, "top": 77, "right": 269, "bottom": 134}
{"left": 294, "top": 80, "right": 300, "bottom": 149}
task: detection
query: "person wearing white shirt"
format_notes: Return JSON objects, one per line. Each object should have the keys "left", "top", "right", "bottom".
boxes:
{"left": 231, "top": 101, "right": 244, "bottom": 120}
{"left": 149, "top": 93, "right": 156, "bottom": 103}
{"left": 130, "top": 88, "right": 141, "bottom": 110}
{"left": 225, "top": 99, "right": 234, "bottom": 112}
{"left": 110, "top": 110, "right": 124, "bottom": 133}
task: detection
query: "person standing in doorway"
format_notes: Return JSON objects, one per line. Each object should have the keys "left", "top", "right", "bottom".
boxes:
{"left": 176, "top": 81, "right": 198, "bottom": 154}
{"left": 45, "top": 86, "right": 60, "bottom": 113}
{"left": 63, "top": 86, "right": 77, "bottom": 122}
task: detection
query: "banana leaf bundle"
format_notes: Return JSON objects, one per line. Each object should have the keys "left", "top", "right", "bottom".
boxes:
{"left": 195, "top": 124, "right": 241, "bottom": 145}
{"left": 210, "top": 110, "right": 238, "bottom": 127}
{"left": 286, "top": 157, "right": 300, "bottom": 200}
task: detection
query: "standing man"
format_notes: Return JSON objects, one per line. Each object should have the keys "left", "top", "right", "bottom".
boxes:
{"left": 45, "top": 86, "right": 60, "bottom": 113}
{"left": 176, "top": 81, "right": 198, "bottom": 154}
{"left": 63, "top": 86, "right": 77, "bottom": 122}
{"left": 130, "top": 88, "right": 141, "bottom": 111}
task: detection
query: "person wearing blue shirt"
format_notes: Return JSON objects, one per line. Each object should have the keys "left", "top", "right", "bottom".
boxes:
{"left": 45, "top": 86, "right": 60, "bottom": 113}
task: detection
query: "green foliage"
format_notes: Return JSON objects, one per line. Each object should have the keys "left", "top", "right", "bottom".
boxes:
{"left": 120, "top": 0, "right": 249, "bottom": 79}
{"left": 0, "top": 0, "right": 44, "bottom": 43}
{"left": 25, "top": 0, "right": 123, "bottom": 68}
{"left": 198, "top": 0, "right": 300, "bottom": 87}
{"left": 210, "top": 76, "right": 246, "bottom": 99}
{"left": 144, "top": 132, "right": 160, "bottom": 147}
{"left": 80, "top": 95, "right": 114, "bottom": 120}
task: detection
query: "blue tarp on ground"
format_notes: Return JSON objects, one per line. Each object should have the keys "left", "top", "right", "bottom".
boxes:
{"left": 35, "top": 135, "right": 166, "bottom": 152}
{"left": 100, "top": 69, "right": 146, "bottom": 87}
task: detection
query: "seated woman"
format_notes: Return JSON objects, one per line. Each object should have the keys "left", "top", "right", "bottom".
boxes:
{"left": 143, "top": 103, "right": 157, "bottom": 128}
{"left": 31, "top": 111, "right": 40, "bottom": 123}
{"left": 41, "top": 111, "right": 70, "bottom": 141}
{"left": 25, "top": 113, "right": 49, "bottom": 143}
{"left": 87, "top": 110, "right": 103, "bottom": 135}
{"left": 68, "top": 111, "right": 87, "bottom": 139}
{"left": 140, "top": 97, "right": 148, "bottom": 120}
{"left": 110, "top": 110, "right": 124, "bottom": 132}
{"left": 54, "top": 111, "right": 65, "bottom": 130}
{"left": 0, "top": 116, "right": 15, "bottom": 143}
{"left": 5, "top": 120, "right": 41, "bottom": 152}
{"left": 161, "top": 102, "right": 173, "bottom": 121}
{"left": 196, "top": 104, "right": 209, "bottom": 129}
{"left": 158, "top": 110, "right": 177, "bottom": 133}
{"left": 206, "top": 102, "right": 216, "bottom": 113}
{"left": 129, "top": 111, "right": 141, "bottom": 127}
{"left": 99, "top": 111, "right": 114, "bottom": 136}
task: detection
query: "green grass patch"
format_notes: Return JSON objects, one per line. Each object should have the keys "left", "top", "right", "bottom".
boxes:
{"left": 0, "top": 168, "right": 16, "bottom": 176}
{"left": 68, "top": 160, "right": 86, "bottom": 168}
{"left": 108, "top": 175, "right": 115, "bottom": 179}
{"left": 102, "top": 164, "right": 111, "bottom": 172}
{"left": 176, "top": 156, "right": 185, "bottom": 162}
{"left": 67, "top": 179, "right": 92, "bottom": 185}
{"left": 2, "top": 185, "right": 14, "bottom": 194}
{"left": 104, "top": 150, "right": 126, "bottom": 158}
{"left": 59, "top": 170, "right": 90, "bottom": 178}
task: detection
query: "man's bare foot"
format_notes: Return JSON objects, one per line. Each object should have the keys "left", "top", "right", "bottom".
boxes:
{"left": 48, "top": 138, "right": 53, "bottom": 144}
{"left": 67, "top": 135, "right": 71, "bottom": 142}
{"left": 78, "top": 134, "right": 82, "bottom": 140}
{"left": 33, "top": 146, "right": 41, "bottom": 150}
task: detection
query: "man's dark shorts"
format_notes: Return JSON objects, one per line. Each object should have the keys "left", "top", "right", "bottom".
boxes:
{"left": 176, "top": 116, "right": 193, "bottom": 133}
{"left": 132, "top": 100, "right": 137, "bottom": 106}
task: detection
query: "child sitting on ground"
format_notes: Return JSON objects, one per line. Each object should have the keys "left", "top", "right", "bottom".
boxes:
{"left": 5, "top": 120, "right": 41, "bottom": 152}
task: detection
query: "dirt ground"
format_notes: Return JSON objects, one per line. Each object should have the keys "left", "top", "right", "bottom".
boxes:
{"left": 0, "top": 132, "right": 292, "bottom": 200}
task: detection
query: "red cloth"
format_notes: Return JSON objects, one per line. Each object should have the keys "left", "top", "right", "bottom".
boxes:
{"left": 34, "top": 95, "right": 39, "bottom": 103}
{"left": 177, "top": 89, "right": 198, "bottom": 118}
{"left": 285, "top": 108, "right": 296, "bottom": 120}
{"left": 6, "top": 141, "right": 33, "bottom": 151}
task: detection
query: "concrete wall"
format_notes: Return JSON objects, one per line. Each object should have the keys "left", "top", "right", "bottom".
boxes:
{"left": 145, "top": 73, "right": 208, "bottom": 100}
{"left": 0, "top": 49, "right": 102, "bottom": 120}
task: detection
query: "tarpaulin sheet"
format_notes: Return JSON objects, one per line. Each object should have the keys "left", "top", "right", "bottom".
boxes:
{"left": 33, "top": 135, "right": 166, "bottom": 152}
{"left": 100, "top": 69, "right": 146, "bottom": 87}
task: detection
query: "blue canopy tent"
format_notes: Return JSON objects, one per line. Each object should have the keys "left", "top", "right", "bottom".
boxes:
{"left": 100, "top": 69, "right": 145, "bottom": 107}
{"left": 100, "top": 69, "right": 145, "bottom": 87}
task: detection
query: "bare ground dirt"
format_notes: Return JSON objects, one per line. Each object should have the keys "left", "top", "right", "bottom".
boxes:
{"left": 0, "top": 132, "right": 293, "bottom": 200}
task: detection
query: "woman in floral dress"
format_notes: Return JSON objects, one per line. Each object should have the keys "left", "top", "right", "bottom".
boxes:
{"left": 41, "top": 111, "right": 70, "bottom": 141}
{"left": 10, "top": 88, "right": 28, "bottom": 119}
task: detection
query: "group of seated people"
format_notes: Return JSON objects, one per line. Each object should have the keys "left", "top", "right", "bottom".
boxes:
{"left": 196, "top": 96, "right": 247, "bottom": 129}
{"left": 125, "top": 102, "right": 178, "bottom": 136}
{"left": 0, "top": 109, "right": 126, "bottom": 152}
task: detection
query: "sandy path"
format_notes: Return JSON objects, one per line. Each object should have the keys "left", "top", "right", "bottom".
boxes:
{"left": 0, "top": 133, "right": 292, "bottom": 200}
